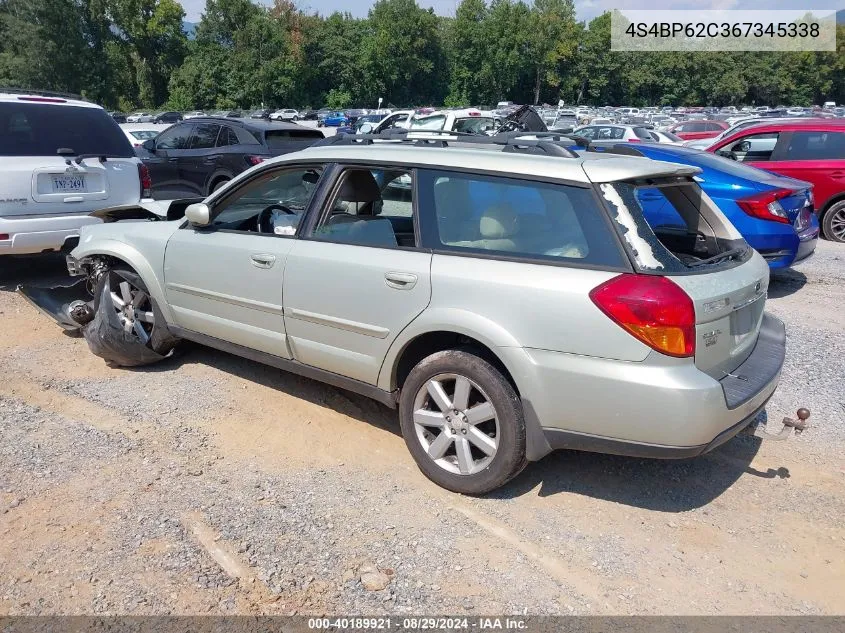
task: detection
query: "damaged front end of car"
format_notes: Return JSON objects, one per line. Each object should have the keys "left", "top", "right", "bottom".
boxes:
{"left": 16, "top": 197, "right": 199, "bottom": 330}
{"left": 17, "top": 254, "right": 111, "bottom": 330}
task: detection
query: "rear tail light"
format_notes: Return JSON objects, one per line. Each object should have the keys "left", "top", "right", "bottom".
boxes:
{"left": 0, "top": 234, "right": 9, "bottom": 241}
{"left": 590, "top": 274, "right": 696, "bottom": 358}
{"left": 736, "top": 188, "right": 793, "bottom": 224}
{"left": 138, "top": 163, "right": 152, "bottom": 199}
{"left": 246, "top": 155, "right": 267, "bottom": 166}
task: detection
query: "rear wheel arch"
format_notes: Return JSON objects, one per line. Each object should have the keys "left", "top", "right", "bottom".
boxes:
{"left": 820, "top": 192, "right": 845, "bottom": 217}
{"left": 208, "top": 173, "right": 233, "bottom": 195}
{"left": 392, "top": 331, "right": 520, "bottom": 396}
{"left": 389, "top": 329, "right": 553, "bottom": 463}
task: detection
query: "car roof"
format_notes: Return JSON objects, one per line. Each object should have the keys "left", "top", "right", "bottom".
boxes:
{"left": 722, "top": 118, "right": 845, "bottom": 133}
{"left": 279, "top": 142, "right": 700, "bottom": 184}
{"left": 182, "top": 116, "right": 310, "bottom": 130}
{"left": 0, "top": 92, "right": 100, "bottom": 109}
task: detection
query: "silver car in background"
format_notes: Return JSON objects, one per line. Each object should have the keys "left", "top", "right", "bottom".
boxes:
{"left": 22, "top": 131, "right": 787, "bottom": 494}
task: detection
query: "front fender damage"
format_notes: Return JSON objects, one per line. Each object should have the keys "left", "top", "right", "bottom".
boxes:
{"left": 17, "top": 255, "right": 109, "bottom": 331}
{"left": 17, "top": 278, "right": 93, "bottom": 330}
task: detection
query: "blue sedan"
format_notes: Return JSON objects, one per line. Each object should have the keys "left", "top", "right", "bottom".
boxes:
{"left": 587, "top": 143, "right": 819, "bottom": 269}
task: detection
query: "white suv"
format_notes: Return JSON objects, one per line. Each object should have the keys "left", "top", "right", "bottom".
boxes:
{"left": 0, "top": 91, "right": 147, "bottom": 255}
{"left": 270, "top": 109, "right": 300, "bottom": 121}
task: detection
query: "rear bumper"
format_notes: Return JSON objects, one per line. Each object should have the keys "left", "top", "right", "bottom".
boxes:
{"left": 506, "top": 313, "right": 786, "bottom": 461}
{"left": 0, "top": 212, "right": 101, "bottom": 255}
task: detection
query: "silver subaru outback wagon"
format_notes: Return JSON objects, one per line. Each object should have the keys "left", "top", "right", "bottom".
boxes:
{"left": 22, "top": 133, "right": 785, "bottom": 494}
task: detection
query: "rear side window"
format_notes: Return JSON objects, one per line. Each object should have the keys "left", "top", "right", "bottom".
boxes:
{"left": 0, "top": 102, "right": 133, "bottom": 157}
{"left": 417, "top": 169, "right": 626, "bottom": 267}
{"left": 784, "top": 131, "right": 845, "bottom": 160}
{"left": 633, "top": 127, "right": 654, "bottom": 140}
{"left": 216, "top": 127, "right": 239, "bottom": 147}
{"left": 263, "top": 129, "right": 323, "bottom": 151}
{"left": 189, "top": 124, "right": 220, "bottom": 149}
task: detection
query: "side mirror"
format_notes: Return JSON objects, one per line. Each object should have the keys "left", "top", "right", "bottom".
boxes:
{"left": 358, "top": 123, "right": 373, "bottom": 134}
{"left": 185, "top": 202, "right": 210, "bottom": 226}
{"left": 142, "top": 139, "right": 156, "bottom": 152}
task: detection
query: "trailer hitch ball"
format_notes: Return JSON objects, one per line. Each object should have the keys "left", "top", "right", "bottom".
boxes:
{"left": 753, "top": 408, "right": 811, "bottom": 441}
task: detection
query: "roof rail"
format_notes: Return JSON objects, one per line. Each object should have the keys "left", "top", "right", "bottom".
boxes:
{"left": 314, "top": 128, "right": 580, "bottom": 158}
{"left": 0, "top": 87, "right": 87, "bottom": 101}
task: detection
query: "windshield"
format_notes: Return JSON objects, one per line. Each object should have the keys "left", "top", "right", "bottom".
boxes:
{"left": 0, "top": 103, "right": 133, "bottom": 157}
{"left": 660, "top": 131, "right": 683, "bottom": 142}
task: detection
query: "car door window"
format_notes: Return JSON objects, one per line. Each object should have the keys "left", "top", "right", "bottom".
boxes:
{"left": 311, "top": 168, "right": 417, "bottom": 248}
{"left": 189, "top": 124, "right": 221, "bottom": 150}
{"left": 785, "top": 131, "right": 845, "bottom": 160}
{"left": 577, "top": 127, "right": 596, "bottom": 139}
{"left": 155, "top": 124, "right": 193, "bottom": 150}
{"left": 209, "top": 166, "right": 324, "bottom": 235}
{"left": 417, "top": 169, "right": 626, "bottom": 267}
{"left": 719, "top": 132, "right": 779, "bottom": 162}
{"left": 216, "top": 126, "right": 239, "bottom": 147}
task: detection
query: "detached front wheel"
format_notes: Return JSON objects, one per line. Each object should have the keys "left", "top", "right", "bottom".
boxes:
{"left": 83, "top": 266, "right": 178, "bottom": 367}
{"left": 399, "top": 350, "right": 526, "bottom": 495}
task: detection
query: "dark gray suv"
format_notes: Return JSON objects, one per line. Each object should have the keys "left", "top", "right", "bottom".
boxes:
{"left": 137, "top": 117, "right": 324, "bottom": 199}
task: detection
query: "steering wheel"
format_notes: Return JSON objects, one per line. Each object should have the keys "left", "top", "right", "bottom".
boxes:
{"left": 257, "top": 204, "right": 295, "bottom": 233}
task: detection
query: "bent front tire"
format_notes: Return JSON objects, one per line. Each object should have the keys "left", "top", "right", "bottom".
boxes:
{"left": 398, "top": 350, "right": 527, "bottom": 495}
{"left": 83, "top": 266, "right": 178, "bottom": 367}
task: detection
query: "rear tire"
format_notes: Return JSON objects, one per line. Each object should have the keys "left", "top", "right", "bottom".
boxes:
{"left": 83, "top": 266, "right": 178, "bottom": 367}
{"left": 398, "top": 349, "right": 526, "bottom": 495}
{"left": 822, "top": 200, "right": 845, "bottom": 243}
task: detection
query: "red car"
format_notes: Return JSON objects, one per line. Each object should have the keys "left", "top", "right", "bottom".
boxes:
{"left": 708, "top": 119, "right": 845, "bottom": 242}
{"left": 669, "top": 119, "right": 729, "bottom": 141}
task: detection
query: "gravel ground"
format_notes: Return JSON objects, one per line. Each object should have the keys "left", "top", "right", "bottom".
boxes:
{"left": 0, "top": 239, "right": 843, "bottom": 616}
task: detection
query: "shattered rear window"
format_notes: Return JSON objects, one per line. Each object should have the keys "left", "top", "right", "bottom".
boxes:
{"left": 599, "top": 179, "right": 748, "bottom": 273}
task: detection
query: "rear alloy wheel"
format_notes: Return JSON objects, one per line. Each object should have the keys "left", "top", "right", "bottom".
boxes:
{"left": 399, "top": 350, "right": 526, "bottom": 495}
{"left": 822, "top": 200, "right": 845, "bottom": 243}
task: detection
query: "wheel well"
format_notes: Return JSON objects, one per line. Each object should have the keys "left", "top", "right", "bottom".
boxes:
{"left": 394, "top": 331, "right": 519, "bottom": 396}
{"left": 820, "top": 192, "right": 845, "bottom": 218}
{"left": 208, "top": 174, "right": 231, "bottom": 194}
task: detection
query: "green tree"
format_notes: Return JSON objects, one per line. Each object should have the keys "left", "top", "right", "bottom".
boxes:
{"left": 359, "top": 0, "right": 447, "bottom": 106}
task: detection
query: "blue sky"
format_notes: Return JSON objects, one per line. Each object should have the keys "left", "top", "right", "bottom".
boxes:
{"left": 179, "top": 0, "right": 842, "bottom": 24}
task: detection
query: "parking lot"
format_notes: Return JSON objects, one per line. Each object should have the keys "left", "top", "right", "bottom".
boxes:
{"left": 0, "top": 238, "right": 843, "bottom": 615}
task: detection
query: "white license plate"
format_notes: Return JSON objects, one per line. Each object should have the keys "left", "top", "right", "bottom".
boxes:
{"left": 52, "top": 175, "right": 86, "bottom": 193}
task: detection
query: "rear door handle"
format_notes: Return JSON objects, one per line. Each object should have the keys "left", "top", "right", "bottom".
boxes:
{"left": 385, "top": 271, "right": 417, "bottom": 290}
{"left": 831, "top": 171, "right": 845, "bottom": 178}
{"left": 250, "top": 253, "right": 276, "bottom": 269}
{"left": 168, "top": 158, "right": 178, "bottom": 163}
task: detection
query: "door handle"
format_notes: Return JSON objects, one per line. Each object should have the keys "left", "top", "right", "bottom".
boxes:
{"left": 385, "top": 271, "right": 417, "bottom": 290}
{"left": 831, "top": 171, "right": 845, "bottom": 178}
{"left": 168, "top": 158, "right": 178, "bottom": 163}
{"left": 250, "top": 253, "right": 276, "bottom": 269}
